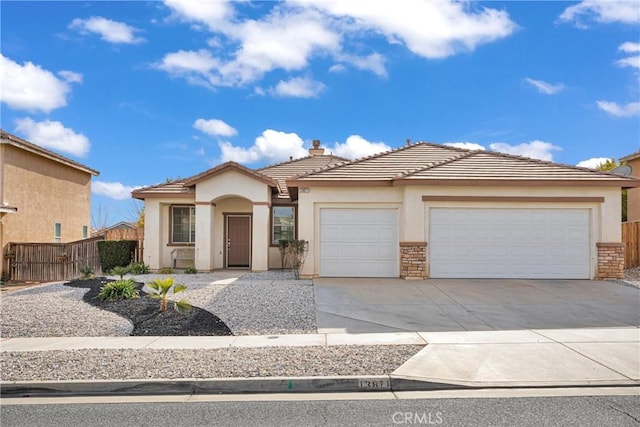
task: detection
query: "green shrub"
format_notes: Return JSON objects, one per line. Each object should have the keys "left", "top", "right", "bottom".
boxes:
{"left": 97, "top": 279, "right": 139, "bottom": 301}
{"left": 128, "top": 262, "right": 150, "bottom": 275}
{"left": 110, "top": 265, "right": 130, "bottom": 280}
{"left": 158, "top": 267, "right": 172, "bottom": 274}
{"left": 184, "top": 266, "right": 197, "bottom": 274}
{"left": 78, "top": 265, "right": 94, "bottom": 280}
{"left": 146, "top": 277, "right": 191, "bottom": 313}
{"left": 97, "top": 240, "right": 137, "bottom": 272}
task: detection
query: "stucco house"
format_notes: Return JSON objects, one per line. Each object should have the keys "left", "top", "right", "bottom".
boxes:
{"left": 133, "top": 141, "right": 638, "bottom": 280}
{"left": 620, "top": 151, "right": 640, "bottom": 222}
{"left": 0, "top": 130, "right": 99, "bottom": 279}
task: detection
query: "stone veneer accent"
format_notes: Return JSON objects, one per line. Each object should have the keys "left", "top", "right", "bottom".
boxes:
{"left": 595, "top": 242, "right": 624, "bottom": 280}
{"left": 400, "top": 242, "right": 427, "bottom": 279}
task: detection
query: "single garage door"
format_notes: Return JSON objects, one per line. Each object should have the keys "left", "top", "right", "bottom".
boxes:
{"left": 320, "top": 208, "right": 398, "bottom": 277}
{"left": 429, "top": 208, "right": 590, "bottom": 279}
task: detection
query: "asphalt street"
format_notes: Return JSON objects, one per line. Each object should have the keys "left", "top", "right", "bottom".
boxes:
{"left": 2, "top": 391, "right": 639, "bottom": 427}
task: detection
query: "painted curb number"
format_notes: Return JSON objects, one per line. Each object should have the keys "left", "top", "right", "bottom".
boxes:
{"left": 358, "top": 378, "right": 390, "bottom": 389}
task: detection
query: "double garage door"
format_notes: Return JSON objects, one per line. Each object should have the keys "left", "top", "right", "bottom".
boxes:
{"left": 319, "top": 207, "right": 591, "bottom": 279}
{"left": 429, "top": 208, "right": 591, "bottom": 279}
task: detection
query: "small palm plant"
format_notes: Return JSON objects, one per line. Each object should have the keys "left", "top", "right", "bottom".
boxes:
{"left": 146, "top": 277, "right": 191, "bottom": 313}
{"left": 111, "top": 265, "right": 130, "bottom": 280}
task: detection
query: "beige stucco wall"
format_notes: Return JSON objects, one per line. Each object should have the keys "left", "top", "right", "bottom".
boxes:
{"left": 1, "top": 144, "right": 92, "bottom": 245}
{"left": 144, "top": 170, "right": 272, "bottom": 271}
{"left": 297, "top": 184, "right": 622, "bottom": 279}
{"left": 625, "top": 157, "right": 640, "bottom": 222}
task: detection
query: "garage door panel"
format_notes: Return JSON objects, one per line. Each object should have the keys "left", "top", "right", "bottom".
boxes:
{"left": 430, "top": 208, "right": 590, "bottom": 279}
{"left": 320, "top": 208, "right": 398, "bottom": 277}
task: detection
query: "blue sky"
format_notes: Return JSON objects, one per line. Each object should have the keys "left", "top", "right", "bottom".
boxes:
{"left": 1, "top": 0, "right": 639, "bottom": 226}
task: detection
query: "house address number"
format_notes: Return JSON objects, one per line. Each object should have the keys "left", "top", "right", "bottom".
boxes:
{"left": 358, "top": 378, "right": 390, "bottom": 389}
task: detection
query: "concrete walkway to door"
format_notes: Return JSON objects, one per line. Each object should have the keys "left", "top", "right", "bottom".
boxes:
{"left": 314, "top": 278, "right": 640, "bottom": 333}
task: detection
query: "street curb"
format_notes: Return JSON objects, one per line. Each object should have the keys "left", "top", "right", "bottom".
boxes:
{"left": 1, "top": 376, "right": 468, "bottom": 397}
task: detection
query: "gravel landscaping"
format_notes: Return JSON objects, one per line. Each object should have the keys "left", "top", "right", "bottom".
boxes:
{"left": 622, "top": 266, "right": 640, "bottom": 288}
{"left": 0, "top": 345, "right": 424, "bottom": 381}
{"left": 0, "top": 271, "right": 316, "bottom": 338}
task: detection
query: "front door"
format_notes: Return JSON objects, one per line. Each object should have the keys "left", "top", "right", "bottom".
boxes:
{"left": 226, "top": 215, "right": 251, "bottom": 268}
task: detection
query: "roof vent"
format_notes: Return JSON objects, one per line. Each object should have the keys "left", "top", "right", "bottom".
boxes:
{"left": 309, "top": 139, "right": 325, "bottom": 156}
{"left": 406, "top": 138, "right": 411, "bottom": 146}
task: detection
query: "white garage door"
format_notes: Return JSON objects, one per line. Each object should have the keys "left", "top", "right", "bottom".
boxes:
{"left": 320, "top": 208, "right": 398, "bottom": 277}
{"left": 429, "top": 208, "right": 590, "bottom": 279}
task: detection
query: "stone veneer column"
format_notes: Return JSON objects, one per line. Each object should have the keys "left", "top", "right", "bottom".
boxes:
{"left": 595, "top": 242, "right": 624, "bottom": 280}
{"left": 400, "top": 242, "right": 427, "bottom": 279}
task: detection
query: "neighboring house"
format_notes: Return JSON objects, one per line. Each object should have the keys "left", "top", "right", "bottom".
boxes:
{"left": 0, "top": 130, "right": 99, "bottom": 279}
{"left": 92, "top": 221, "right": 137, "bottom": 237}
{"left": 133, "top": 141, "right": 638, "bottom": 280}
{"left": 620, "top": 151, "right": 640, "bottom": 222}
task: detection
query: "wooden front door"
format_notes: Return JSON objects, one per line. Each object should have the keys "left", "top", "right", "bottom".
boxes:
{"left": 226, "top": 215, "right": 251, "bottom": 268}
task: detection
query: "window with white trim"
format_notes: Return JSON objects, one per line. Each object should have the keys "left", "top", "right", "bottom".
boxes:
{"left": 54, "top": 223, "right": 62, "bottom": 243}
{"left": 272, "top": 206, "right": 295, "bottom": 245}
{"left": 171, "top": 206, "right": 196, "bottom": 244}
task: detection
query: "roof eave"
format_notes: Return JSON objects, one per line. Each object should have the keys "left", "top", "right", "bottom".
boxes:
{"left": 286, "top": 179, "right": 393, "bottom": 187}
{"left": 1, "top": 134, "right": 100, "bottom": 177}
{"left": 392, "top": 178, "right": 640, "bottom": 187}
{"left": 184, "top": 162, "right": 277, "bottom": 187}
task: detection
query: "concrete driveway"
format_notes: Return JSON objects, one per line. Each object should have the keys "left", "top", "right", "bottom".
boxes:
{"left": 314, "top": 278, "right": 640, "bottom": 333}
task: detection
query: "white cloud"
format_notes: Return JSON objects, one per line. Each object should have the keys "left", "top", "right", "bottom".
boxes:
{"left": 616, "top": 42, "right": 640, "bottom": 69}
{"left": 69, "top": 16, "right": 145, "bottom": 44}
{"left": 14, "top": 118, "right": 90, "bottom": 158}
{"left": 336, "top": 53, "right": 387, "bottom": 77}
{"left": 58, "top": 70, "right": 83, "bottom": 84}
{"left": 159, "top": 0, "right": 515, "bottom": 89}
{"left": 193, "top": 118, "right": 238, "bottom": 137}
{"left": 273, "top": 77, "right": 326, "bottom": 98}
{"left": 488, "top": 140, "right": 561, "bottom": 161}
{"left": 163, "top": 0, "right": 234, "bottom": 31}
{"left": 329, "top": 135, "right": 391, "bottom": 159}
{"left": 597, "top": 100, "right": 640, "bottom": 117}
{"left": 300, "top": 0, "right": 517, "bottom": 59}
{"left": 155, "top": 49, "right": 221, "bottom": 88}
{"left": 219, "top": 129, "right": 307, "bottom": 164}
{"left": 0, "top": 54, "right": 79, "bottom": 113}
{"left": 444, "top": 142, "right": 486, "bottom": 151}
{"left": 329, "top": 64, "right": 347, "bottom": 73}
{"left": 524, "top": 78, "right": 565, "bottom": 95}
{"left": 92, "top": 181, "right": 139, "bottom": 200}
{"left": 559, "top": 0, "right": 640, "bottom": 26}
{"left": 620, "top": 42, "right": 640, "bottom": 53}
{"left": 576, "top": 157, "right": 611, "bottom": 169}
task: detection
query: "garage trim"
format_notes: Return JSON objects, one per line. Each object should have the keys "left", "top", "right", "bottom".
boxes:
{"left": 422, "top": 196, "right": 604, "bottom": 203}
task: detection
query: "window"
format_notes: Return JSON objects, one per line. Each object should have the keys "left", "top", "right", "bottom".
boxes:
{"left": 272, "top": 206, "right": 295, "bottom": 245}
{"left": 82, "top": 226, "right": 88, "bottom": 239}
{"left": 172, "top": 206, "right": 196, "bottom": 244}
{"left": 54, "top": 223, "right": 62, "bottom": 243}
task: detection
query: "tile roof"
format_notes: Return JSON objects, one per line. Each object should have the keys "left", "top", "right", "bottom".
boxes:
{"left": 1, "top": 129, "right": 99, "bottom": 176}
{"left": 620, "top": 151, "right": 640, "bottom": 162}
{"left": 132, "top": 156, "right": 343, "bottom": 199}
{"left": 289, "top": 142, "right": 640, "bottom": 187}
{"left": 259, "top": 154, "right": 347, "bottom": 197}
{"left": 132, "top": 180, "right": 194, "bottom": 199}
{"left": 287, "top": 143, "right": 466, "bottom": 182}
{"left": 397, "top": 150, "right": 639, "bottom": 185}
{"left": 183, "top": 161, "right": 276, "bottom": 187}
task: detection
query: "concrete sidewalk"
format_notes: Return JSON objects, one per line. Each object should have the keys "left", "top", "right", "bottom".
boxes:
{"left": 1, "top": 327, "right": 639, "bottom": 396}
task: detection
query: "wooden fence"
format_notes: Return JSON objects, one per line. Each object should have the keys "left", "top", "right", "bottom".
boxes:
{"left": 622, "top": 221, "right": 640, "bottom": 269}
{"left": 104, "top": 227, "right": 144, "bottom": 263}
{"left": 6, "top": 236, "right": 104, "bottom": 282}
